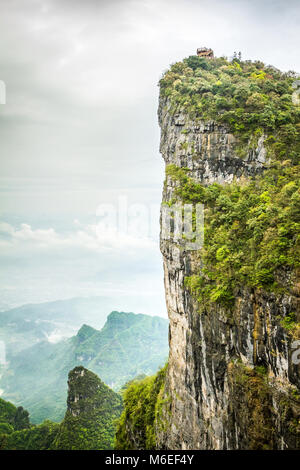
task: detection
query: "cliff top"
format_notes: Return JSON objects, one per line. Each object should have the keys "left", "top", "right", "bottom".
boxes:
{"left": 159, "top": 55, "right": 300, "bottom": 164}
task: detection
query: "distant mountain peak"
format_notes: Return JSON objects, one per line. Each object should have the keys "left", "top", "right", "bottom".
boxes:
{"left": 76, "top": 324, "right": 97, "bottom": 342}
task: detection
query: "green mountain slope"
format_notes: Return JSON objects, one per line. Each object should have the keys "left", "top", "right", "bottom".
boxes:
{"left": 0, "top": 420, "right": 60, "bottom": 450}
{"left": 0, "top": 311, "right": 168, "bottom": 423}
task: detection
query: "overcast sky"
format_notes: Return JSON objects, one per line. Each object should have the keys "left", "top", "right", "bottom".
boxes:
{"left": 0, "top": 0, "right": 299, "bottom": 315}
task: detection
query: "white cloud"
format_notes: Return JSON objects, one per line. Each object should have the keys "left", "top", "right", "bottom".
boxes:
{"left": 0, "top": 221, "right": 157, "bottom": 255}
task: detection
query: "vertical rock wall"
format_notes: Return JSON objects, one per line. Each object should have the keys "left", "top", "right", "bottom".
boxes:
{"left": 157, "top": 98, "right": 300, "bottom": 450}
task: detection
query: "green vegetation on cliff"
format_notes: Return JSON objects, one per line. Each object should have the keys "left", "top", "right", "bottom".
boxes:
{"left": 167, "top": 161, "right": 299, "bottom": 308}
{"left": 115, "top": 365, "right": 168, "bottom": 450}
{"left": 161, "top": 56, "right": 300, "bottom": 312}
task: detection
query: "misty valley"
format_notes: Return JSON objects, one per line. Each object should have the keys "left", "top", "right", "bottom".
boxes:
{"left": 0, "top": 0, "right": 299, "bottom": 452}
{"left": 0, "top": 299, "right": 168, "bottom": 449}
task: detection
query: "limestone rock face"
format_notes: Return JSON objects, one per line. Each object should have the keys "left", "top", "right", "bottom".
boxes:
{"left": 159, "top": 97, "right": 268, "bottom": 185}
{"left": 157, "top": 98, "right": 300, "bottom": 450}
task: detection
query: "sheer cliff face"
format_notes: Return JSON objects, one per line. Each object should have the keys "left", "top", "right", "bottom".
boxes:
{"left": 158, "top": 98, "right": 300, "bottom": 450}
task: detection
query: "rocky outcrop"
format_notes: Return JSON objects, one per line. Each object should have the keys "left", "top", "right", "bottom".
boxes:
{"left": 52, "top": 367, "right": 122, "bottom": 450}
{"left": 157, "top": 98, "right": 300, "bottom": 450}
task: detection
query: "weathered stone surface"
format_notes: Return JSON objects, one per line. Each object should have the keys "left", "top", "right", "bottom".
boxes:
{"left": 157, "top": 99, "right": 300, "bottom": 450}
{"left": 159, "top": 97, "right": 268, "bottom": 185}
